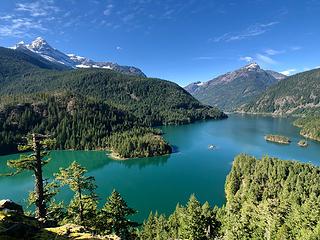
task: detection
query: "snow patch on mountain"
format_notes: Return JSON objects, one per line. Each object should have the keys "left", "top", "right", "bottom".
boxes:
{"left": 12, "top": 37, "right": 146, "bottom": 77}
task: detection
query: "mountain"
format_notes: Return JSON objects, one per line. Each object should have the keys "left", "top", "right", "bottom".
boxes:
{"left": 265, "top": 70, "right": 287, "bottom": 80}
{"left": 184, "top": 63, "right": 286, "bottom": 111}
{"left": 0, "top": 46, "right": 69, "bottom": 76}
{"left": 11, "top": 37, "right": 146, "bottom": 77}
{"left": 240, "top": 68, "right": 320, "bottom": 115}
{"left": 0, "top": 46, "right": 226, "bottom": 155}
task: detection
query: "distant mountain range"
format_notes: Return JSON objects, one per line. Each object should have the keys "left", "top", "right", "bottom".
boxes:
{"left": 10, "top": 37, "right": 146, "bottom": 77}
{"left": 239, "top": 68, "right": 320, "bottom": 115}
{"left": 185, "top": 63, "right": 286, "bottom": 111}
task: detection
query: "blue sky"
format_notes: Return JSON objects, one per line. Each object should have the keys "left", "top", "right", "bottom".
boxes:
{"left": 0, "top": 0, "right": 319, "bottom": 86}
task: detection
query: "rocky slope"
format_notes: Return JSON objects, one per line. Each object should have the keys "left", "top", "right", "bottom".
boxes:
{"left": 185, "top": 63, "right": 286, "bottom": 111}
{"left": 0, "top": 199, "right": 118, "bottom": 240}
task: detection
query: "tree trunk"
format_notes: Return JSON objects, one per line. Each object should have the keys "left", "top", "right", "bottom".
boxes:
{"left": 33, "top": 134, "right": 46, "bottom": 220}
{"left": 78, "top": 182, "right": 84, "bottom": 224}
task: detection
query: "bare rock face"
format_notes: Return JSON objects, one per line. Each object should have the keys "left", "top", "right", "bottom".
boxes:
{"left": 67, "top": 98, "right": 77, "bottom": 115}
{"left": 0, "top": 199, "right": 40, "bottom": 239}
{"left": 0, "top": 199, "right": 23, "bottom": 214}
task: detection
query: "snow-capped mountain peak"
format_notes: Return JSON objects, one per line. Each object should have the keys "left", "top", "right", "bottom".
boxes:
{"left": 67, "top": 53, "right": 92, "bottom": 65}
{"left": 243, "top": 62, "right": 260, "bottom": 71}
{"left": 28, "top": 37, "right": 50, "bottom": 51}
{"left": 10, "top": 41, "right": 26, "bottom": 50}
{"left": 11, "top": 37, "right": 146, "bottom": 77}
{"left": 184, "top": 63, "right": 286, "bottom": 111}
{"left": 17, "top": 41, "right": 25, "bottom": 46}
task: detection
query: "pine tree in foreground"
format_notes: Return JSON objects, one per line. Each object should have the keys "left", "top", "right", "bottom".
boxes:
{"left": 28, "top": 179, "right": 63, "bottom": 222}
{"left": 55, "top": 161, "right": 98, "bottom": 228}
{"left": 140, "top": 195, "right": 220, "bottom": 240}
{"left": 98, "top": 189, "right": 139, "bottom": 239}
{"left": 1, "top": 134, "right": 54, "bottom": 221}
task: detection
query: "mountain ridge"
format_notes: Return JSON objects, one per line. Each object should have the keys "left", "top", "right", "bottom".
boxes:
{"left": 184, "top": 63, "right": 286, "bottom": 111}
{"left": 239, "top": 68, "right": 320, "bottom": 115}
{"left": 11, "top": 37, "right": 146, "bottom": 77}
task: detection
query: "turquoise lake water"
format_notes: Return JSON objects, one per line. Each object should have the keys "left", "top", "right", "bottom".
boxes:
{"left": 0, "top": 114, "right": 319, "bottom": 222}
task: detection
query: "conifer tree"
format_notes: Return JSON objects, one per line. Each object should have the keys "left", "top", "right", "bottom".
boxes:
{"left": 180, "top": 194, "right": 206, "bottom": 240}
{"left": 140, "top": 212, "right": 157, "bottom": 240}
{"left": 154, "top": 213, "right": 169, "bottom": 240}
{"left": 55, "top": 161, "right": 97, "bottom": 227}
{"left": 98, "top": 190, "right": 138, "bottom": 239}
{"left": 167, "top": 203, "right": 183, "bottom": 238}
{"left": 28, "top": 179, "right": 62, "bottom": 222}
{"left": 2, "top": 134, "right": 54, "bottom": 221}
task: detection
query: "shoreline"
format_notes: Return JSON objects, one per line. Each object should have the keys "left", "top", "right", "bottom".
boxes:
{"left": 106, "top": 150, "right": 128, "bottom": 161}
{"left": 231, "top": 111, "right": 303, "bottom": 118}
{"left": 106, "top": 149, "right": 173, "bottom": 161}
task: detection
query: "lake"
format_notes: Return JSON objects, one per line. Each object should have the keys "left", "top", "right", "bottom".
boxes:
{"left": 0, "top": 114, "right": 319, "bottom": 222}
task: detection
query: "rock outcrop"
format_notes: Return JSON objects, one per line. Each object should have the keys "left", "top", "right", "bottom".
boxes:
{"left": 0, "top": 199, "right": 119, "bottom": 240}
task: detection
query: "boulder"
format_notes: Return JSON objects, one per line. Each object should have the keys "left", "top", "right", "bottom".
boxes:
{"left": 0, "top": 200, "right": 39, "bottom": 239}
{"left": 0, "top": 199, "right": 23, "bottom": 214}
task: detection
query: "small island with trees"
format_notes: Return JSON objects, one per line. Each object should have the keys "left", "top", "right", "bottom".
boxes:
{"left": 264, "top": 134, "right": 291, "bottom": 144}
{"left": 106, "top": 127, "right": 172, "bottom": 159}
{"left": 298, "top": 139, "right": 308, "bottom": 147}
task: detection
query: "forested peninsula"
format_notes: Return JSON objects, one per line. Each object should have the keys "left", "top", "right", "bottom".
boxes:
{"left": 294, "top": 116, "right": 320, "bottom": 142}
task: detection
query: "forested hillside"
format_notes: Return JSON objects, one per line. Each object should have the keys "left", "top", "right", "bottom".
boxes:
{"left": 221, "top": 154, "right": 320, "bottom": 239}
{"left": 294, "top": 115, "right": 320, "bottom": 142}
{"left": 140, "top": 154, "right": 320, "bottom": 239}
{"left": 0, "top": 94, "right": 136, "bottom": 154}
{"left": 0, "top": 47, "right": 68, "bottom": 78}
{"left": 184, "top": 63, "right": 285, "bottom": 111}
{"left": 241, "top": 68, "right": 320, "bottom": 115}
{"left": 0, "top": 47, "right": 226, "bottom": 155}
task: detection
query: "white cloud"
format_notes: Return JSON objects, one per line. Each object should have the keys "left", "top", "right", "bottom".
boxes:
{"left": 193, "top": 56, "right": 214, "bottom": 60}
{"left": 0, "top": 17, "right": 47, "bottom": 37}
{"left": 0, "top": 0, "right": 63, "bottom": 38}
{"left": 0, "top": 0, "right": 61, "bottom": 37}
{"left": 0, "top": 15, "right": 14, "bottom": 20}
{"left": 15, "top": 1, "right": 59, "bottom": 17}
{"left": 280, "top": 69, "right": 297, "bottom": 76}
{"left": 291, "top": 46, "right": 302, "bottom": 51}
{"left": 265, "top": 48, "right": 285, "bottom": 56}
{"left": 122, "top": 13, "right": 135, "bottom": 23}
{"left": 256, "top": 53, "right": 277, "bottom": 65}
{"left": 103, "top": 4, "right": 114, "bottom": 16}
{"left": 213, "top": 21, "right": 279, "bottom": 42}
{"left": 116, "top": 46, "right": 122, "bottom": 50}
{"left": 240, "top": 56, "right": 253, "bottom": 63}
{"left": 315, "top": 66, "right": 320, "bottom": 69}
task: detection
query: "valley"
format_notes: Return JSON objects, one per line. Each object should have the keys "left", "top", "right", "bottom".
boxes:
{"left": 0, "top": 35, "right": 319, "bottom": 239}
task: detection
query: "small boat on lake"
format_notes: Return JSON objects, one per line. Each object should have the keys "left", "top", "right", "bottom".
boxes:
{"left": 208, "top": 145, "right": 216, "bottom": 150}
